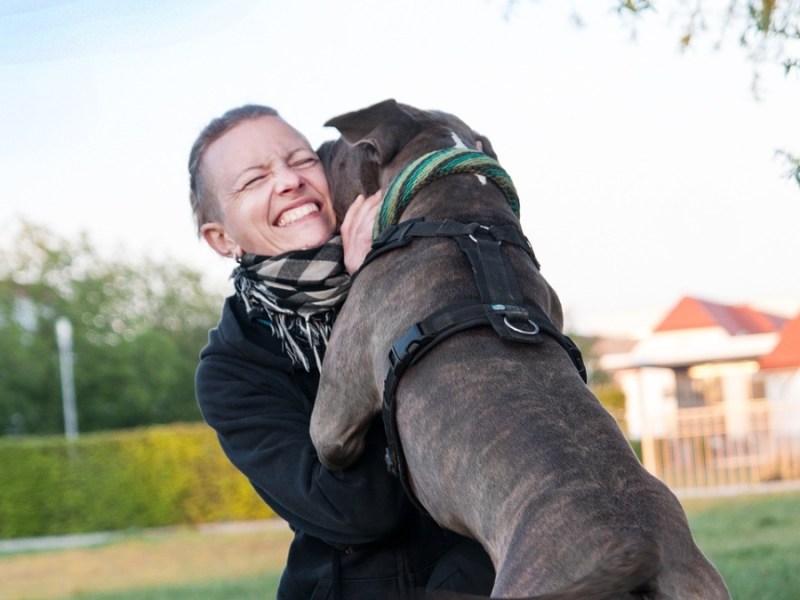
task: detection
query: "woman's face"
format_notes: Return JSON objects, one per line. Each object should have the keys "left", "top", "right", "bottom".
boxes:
{"left": 201, "top": 116, "right": 336, "bottom": 257}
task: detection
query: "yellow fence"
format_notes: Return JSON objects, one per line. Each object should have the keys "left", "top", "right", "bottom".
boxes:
{"left": 640, "top": 400, "right": 800, "bottom": 491}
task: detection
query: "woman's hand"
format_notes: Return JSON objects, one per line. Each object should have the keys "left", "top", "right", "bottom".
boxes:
{"left": 341, "top": 189, "right": 383, "bottom": 274}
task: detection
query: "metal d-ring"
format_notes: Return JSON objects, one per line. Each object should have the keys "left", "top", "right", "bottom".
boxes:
{"left": 503, "top": 316, "right": 540, "bottom": 336}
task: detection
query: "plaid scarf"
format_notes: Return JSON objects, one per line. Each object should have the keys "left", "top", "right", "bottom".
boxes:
{"left": 232, "top": 236, "right": 351, "bottom": 371}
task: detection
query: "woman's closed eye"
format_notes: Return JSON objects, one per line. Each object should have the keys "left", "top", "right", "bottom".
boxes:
{"left": 241, "top": 174, "right": 267, "bottom": 190}
{"left": 290, "top": 152, "right": 319, "bottom": 169}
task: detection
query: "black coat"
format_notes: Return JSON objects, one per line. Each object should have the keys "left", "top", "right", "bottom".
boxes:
{"left": 196, "top": 295, "right": 494, "bottom": 599}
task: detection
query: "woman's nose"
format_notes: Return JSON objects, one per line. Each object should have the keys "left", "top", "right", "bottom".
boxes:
{"left": 274, "top": 164, "right": 303, "bottom": 193}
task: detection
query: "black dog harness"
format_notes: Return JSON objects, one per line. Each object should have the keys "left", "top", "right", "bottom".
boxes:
{"left": 362, "top": 213, "right": 588, "bottom": 515}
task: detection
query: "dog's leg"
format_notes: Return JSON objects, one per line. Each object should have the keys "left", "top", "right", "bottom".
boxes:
{"left": 310, "top": 298, "right": 383, "bottom": 470}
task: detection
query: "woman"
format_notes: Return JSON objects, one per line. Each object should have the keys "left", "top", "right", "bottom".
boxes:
{"left": 189, "top": 105, "right": 495, "bottom": 599}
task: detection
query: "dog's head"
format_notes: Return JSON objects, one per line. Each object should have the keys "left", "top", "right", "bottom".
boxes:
{"left": 317, "top": 99, "right": 497, "bottom": 223}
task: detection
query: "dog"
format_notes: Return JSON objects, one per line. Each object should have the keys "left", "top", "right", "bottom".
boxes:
{"left": 310, "top": 99, "right": 729, "bottom": 599}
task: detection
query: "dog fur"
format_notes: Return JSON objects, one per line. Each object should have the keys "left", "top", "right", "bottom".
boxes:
{"left": 310, "top": 99, "right": 729, "bottom": 599}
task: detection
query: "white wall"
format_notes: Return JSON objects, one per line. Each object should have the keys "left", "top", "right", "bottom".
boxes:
{"left": 764, "top": 370, "right": 800, "bottom": 436}
{"left": 619, "top": 367, "right": 677, "bottom": 440}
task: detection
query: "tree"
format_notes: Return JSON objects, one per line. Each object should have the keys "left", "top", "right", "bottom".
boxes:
{"left": 514, "top": 0, "right": 800, "bottom": 185}
{"left": 0, "top": 221, "right": 223, "bottom": 436}
{"left": 617, "top": 0, "right": 800, "bottom": 184}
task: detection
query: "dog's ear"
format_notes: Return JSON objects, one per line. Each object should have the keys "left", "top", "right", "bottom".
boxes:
{"left": 475, "top": 134, "right": 498, "bottom": 160}
{"left": 325, "top": 99, "right": 422, "bottom": 166}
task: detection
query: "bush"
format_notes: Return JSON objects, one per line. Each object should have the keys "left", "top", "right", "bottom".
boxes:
{"left": 0, "top": 424, "right": 273, "bottom": 539}
{"left": 593, "top": 383, "right": 627, "bottom": 433}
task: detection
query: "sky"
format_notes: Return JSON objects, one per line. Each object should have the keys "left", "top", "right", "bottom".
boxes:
{"left": 1, "top": 0, "right": 798, "bottom": 337}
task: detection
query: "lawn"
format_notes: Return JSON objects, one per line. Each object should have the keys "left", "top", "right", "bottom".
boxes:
{"left": 683, "top": 490, "right": 800, "bottom": 599}
{"left": 1, "top": 490, "right": 798, "bottom": 599}
{"left": 0, "top": 522, "right": 292, "bottom": 600}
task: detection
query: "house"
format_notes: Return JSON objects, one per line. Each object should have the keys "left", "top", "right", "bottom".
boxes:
{"left": 599, "top": 296, "right": 800, "bottom": 490}
{"left": 600, "top": 296, "right": 793, "bottom": 438}
{"left": 759, "top": 311, "right": 800, "bottom": 437}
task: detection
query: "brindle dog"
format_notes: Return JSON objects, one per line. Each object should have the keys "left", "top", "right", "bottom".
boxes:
{"left": 310, "top": 99, "right": 729, "bottom": 599}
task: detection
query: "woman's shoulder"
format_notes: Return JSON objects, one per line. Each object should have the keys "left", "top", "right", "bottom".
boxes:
{"left": 201, "top": 294, "right": 291, "bottom": 369}
{"left": 195, "top": 295, "right": 319, "bottom": 420}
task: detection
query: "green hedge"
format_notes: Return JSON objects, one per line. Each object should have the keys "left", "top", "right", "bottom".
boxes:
{"left": 0, "top": 423, "right": 274, "bottom": 539}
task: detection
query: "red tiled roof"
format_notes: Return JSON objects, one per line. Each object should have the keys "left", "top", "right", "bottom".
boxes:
{"left": 760, "top": 313, "right": 800, "bottom": 370}
{"left": 653, "top": 296, "right": 787, "bottom": 335}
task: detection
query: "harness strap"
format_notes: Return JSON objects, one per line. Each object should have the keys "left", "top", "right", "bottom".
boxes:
{"left": 456, "top": 230, "right": 531, "bottom": 342}
{"left": 372, "top": 219, "right": 588, "bottom": 515}
{"left": 363, "top": 218, "right": 540, "bottom": 270}
{"left": 382, "top": 298, "right": 587, "bottom": 515}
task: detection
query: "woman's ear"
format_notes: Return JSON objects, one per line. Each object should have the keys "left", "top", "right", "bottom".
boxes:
{"left": 200, "top": 222, "right": 239, "bottom": 258}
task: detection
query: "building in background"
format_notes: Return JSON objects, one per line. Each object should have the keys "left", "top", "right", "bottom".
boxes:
{"left": 600, "top": 296, "right": 800, "bottom": 493}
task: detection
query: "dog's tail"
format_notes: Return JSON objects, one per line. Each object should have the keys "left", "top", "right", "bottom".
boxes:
{"left": 422, "top": 537, "right": 662, "bottom": 600}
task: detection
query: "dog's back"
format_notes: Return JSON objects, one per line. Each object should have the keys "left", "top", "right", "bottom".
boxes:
{"left": 313, "top": 100, "right": 729, "bottom": 599}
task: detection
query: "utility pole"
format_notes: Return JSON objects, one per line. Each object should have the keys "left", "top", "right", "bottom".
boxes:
{"left": 55, "top": 317, "right": 78, "bottom": 439}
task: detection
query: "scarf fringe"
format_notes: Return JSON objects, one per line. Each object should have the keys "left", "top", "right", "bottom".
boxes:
{"left": 232, "top": 236, "right": 350, "bottom": 371}
{"left": 267, "top": 312, "right": 333, "bottom": 372}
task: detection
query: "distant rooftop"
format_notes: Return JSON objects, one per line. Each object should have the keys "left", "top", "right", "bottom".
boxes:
{"left": 654, "top": 296, "right": 787, "bottom": 336}
{"left": 760, "top": 313, "right": 800, "bottom": 370}
{"left": 599, "top": 295, "right": 797, "bottom": 371}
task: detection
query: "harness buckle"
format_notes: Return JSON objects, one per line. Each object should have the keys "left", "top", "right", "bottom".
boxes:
{"left": 389, "top": 323, "right": 425, "bottom": 368}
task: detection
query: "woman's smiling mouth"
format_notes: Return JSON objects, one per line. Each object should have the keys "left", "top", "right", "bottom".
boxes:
{"left": 276, "top": 202, "right": 320, "bottom": 227}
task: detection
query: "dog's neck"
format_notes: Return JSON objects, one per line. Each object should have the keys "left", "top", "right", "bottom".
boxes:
{"left": 374, "top": 147, "right": 520, "bottom": 237}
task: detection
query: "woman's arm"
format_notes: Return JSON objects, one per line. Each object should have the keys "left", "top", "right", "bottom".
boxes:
{"left": 196, "top": 350, "right": 410, "bottom": 547}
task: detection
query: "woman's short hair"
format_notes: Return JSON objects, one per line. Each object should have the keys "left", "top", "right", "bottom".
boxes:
{"left": 188, "top": 104, "right": 279, "bottom": 234}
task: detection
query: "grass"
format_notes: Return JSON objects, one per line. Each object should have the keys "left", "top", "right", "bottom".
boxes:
{"left": 1, "top": 491, "right": 798, "bottom": 599}
{"left": 0, "top": 523, "right": 292, "bottom": 600}
{"left": 683, "top": 490, "right": 800, "bottom": 599}
{"left": 49, "top": 573, "right": 283, "bottom": 600}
